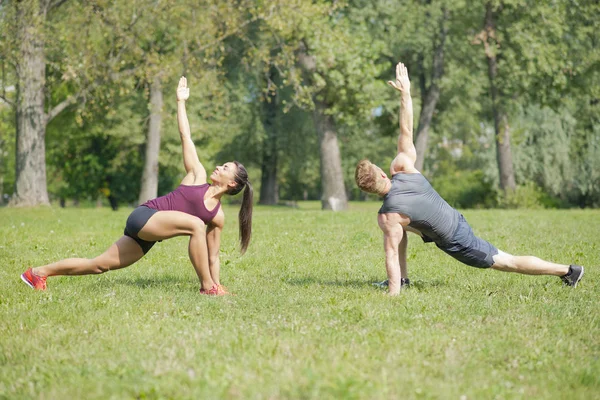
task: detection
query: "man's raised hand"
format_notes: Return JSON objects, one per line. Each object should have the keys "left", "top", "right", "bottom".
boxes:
{"left": 177, "top": 76, "right": 190, "bottom": 102}
{"left": 387, "top": 62, "right": 410, "bottom": 93}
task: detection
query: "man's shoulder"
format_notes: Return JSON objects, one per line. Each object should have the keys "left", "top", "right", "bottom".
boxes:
{"left": 391, "top": 171, "right": 422, "bottom": 179}
{"left": 390, "top": 153, "right": 419, "bottom": 175}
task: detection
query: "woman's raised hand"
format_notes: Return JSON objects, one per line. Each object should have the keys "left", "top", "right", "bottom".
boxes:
{"left": 176, "top": 76, "right": 190, "bottom": 102}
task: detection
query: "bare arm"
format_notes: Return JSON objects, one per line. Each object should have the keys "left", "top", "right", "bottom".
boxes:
{"left": 398, "top": 229, "right": 408, "bottom": 280}
{"left": 206, "top": 211, "right": 224, "bottom": 285}
{"left": 176, "top": 77, "right": 207, "bottom": 185}
{"left": 387, "top": 63, "right": 418, "bottom": 173}
{"left": 378, "top": 213, "right": 406, "bottom": 295}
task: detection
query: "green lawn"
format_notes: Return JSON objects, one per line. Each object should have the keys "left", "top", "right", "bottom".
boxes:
{"left": 0, "top": 204, "right": 598, "bottom": 399}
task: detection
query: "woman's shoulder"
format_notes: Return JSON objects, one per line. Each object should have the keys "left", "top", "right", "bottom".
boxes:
{"left": 178, "top": 183, "right": 210, "bottom": 189}
{"left": 177, "top": 183, "right": 211, "bottom": 198}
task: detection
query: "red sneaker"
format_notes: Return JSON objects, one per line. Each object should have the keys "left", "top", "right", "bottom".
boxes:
{"left": 21, "top": 268, "right": 47, "bottom": 291}
{"left": 200, "top": 284, "right": 227, "bottom": 296}
{"left": 217, "top": 284, "right": 233, "bottom": 295}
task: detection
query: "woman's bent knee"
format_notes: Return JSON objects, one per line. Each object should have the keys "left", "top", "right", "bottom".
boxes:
{"left": 190, "top": 218, "right": 206, "bottom": 235}
{"left": 92, "top": 263, "right": 111, "bottom": 274}
{"left": 90, "top": 257, "right": 115, "bottom": 274}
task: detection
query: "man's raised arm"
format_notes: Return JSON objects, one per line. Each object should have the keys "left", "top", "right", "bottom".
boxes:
{"left": 387, "top": 62, "right": 417, "bottom": 164}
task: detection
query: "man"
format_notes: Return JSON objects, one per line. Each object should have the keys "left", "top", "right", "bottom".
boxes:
{"left": 355, "top": 62, "right": 584, "bottom": 296}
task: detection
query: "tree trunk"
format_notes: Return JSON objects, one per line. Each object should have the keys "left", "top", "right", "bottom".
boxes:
{"left": 297, "top": 43, "right": 347, "bottom": 211}
{"left": 494, "top": 112, "right": 515, "bottom": 191}
{"left": 414, "top": 7, "right": 448, "bottom": 172}
{"left": 138, "top": 76, "right": 163, "bottom": 204}
{"left": 259, "top": 66, "right": 279, "bottom": 205}
{"left": 313, "top": 100, "right": 348, "bottom": 211}
{"left": 484, "top": 2, "right": 516, "bottom": 192}
{"left": 10, "top": 2, "right": 50, "bottom": 207}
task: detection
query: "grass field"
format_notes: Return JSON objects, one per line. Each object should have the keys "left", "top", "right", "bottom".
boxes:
{"left": 1, "top": 203, "right": 598, "bottom": 399}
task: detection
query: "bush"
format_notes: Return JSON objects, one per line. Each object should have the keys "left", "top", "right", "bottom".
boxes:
{"left": 431, "top": 170, "right": 496, "bottom": 209}
{"left": 496, "top": 181, "right": 563, "bottom": 209}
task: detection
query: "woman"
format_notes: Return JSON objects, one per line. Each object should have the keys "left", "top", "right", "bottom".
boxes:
{"left": 21, "top": 77, "right": 253, "bottom": 296}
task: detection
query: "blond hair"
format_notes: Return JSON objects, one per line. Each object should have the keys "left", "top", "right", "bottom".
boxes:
{"left": 355, "top": 159, "right": 380, "bottom": 193}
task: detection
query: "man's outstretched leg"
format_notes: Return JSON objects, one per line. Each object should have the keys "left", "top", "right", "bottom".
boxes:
{"left": 491, "top": 251, "right": 584, "bottom": 287}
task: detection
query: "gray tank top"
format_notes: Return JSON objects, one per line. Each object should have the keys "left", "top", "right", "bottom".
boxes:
{"left": 379, "top": 173, "right": 459, "bottom": 244}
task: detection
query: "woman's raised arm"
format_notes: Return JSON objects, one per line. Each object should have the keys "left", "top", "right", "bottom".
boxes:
{"left": 177, "top": 76, "right": 207, "bottom": 184}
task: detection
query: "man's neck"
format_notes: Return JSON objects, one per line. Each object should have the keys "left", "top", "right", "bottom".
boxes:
{"left": 378, "top": 179, "right": 392, "bottom": 196}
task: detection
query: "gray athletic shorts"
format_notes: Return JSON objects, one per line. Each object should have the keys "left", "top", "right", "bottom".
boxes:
{"left": 435, "top": 214, "right": 498, "bottom": 268}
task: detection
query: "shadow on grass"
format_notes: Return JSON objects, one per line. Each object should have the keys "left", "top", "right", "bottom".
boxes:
{"left": 404, "top": 279, "right": 446, "bottom": 290}
{"left": 284, "top": 276, "right": 446, "bottom": 290}
{"left": 101, "top": 275, "right": 193, "bottom": 290}
{"left": 285, "top": 277, "right": 372, "bottom": 288}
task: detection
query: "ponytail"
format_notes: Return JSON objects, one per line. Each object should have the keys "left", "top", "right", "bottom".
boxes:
{"left": 238, "top": 182, "right": 253, "bottom": 254}
{"left": 227, "top": 161, "right": 253, "bottom": 254}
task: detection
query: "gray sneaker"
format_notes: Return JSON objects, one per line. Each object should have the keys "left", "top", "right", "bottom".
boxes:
{"left": 561, "top": 265, "right": 584, "bottom": 287}
{"left": 372, "top": 278, "right": 410, "bottom": 289}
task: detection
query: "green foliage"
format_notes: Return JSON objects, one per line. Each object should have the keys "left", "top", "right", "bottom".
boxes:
{"left": 431, "top": 170, "right": 497, "bottom": 209}
{"left": 572, "top": 121, "right": 600, "bottom": 207}
{"left": 0, "top": 104, "right": 14, "bottom": 202}
{"left": 46, "top": 91, "right": 148, "bottom": 204}
{"left": 511, "top": 104, "right": 575, "bottom": 201}
{"left": 496, "top": 182, "right": 563, "bottom": 209}
{"left": 276, "top": 108, "right": 321, "bottom": 200}
{"left": 0, "top": 0, "right": 598, "bottom": 208}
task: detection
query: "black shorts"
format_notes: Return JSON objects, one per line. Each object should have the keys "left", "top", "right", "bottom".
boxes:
{"left": 124, "top": 206, "right": 158, "bottom": 254}
{"left": 436, "top": 214, "right": 498, "bottom": 268}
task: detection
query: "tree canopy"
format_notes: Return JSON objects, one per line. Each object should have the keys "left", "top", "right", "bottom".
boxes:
{"left": 0, "top": 0, "right": 598, "bottom": 208}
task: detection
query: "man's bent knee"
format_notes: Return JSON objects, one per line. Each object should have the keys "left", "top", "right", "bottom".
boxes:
{"left": 491, "top": 250, "right": 516, "bottom": 271}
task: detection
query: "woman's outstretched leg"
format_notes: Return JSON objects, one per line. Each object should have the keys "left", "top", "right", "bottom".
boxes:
{"left": 22, "top": 236, "right": 145, "bottom": 290}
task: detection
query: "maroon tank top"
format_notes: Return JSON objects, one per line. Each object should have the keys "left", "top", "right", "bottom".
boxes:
{"left": 143, "top": 184, "right": 221, "bottom": 224}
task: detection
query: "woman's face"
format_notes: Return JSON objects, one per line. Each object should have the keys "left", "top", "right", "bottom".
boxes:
{"left": 210, "top": 162, "right": 237, "bottom": 188}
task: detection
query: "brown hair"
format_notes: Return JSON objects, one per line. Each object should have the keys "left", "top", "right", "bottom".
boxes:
{"left": 227, "top": 161, "right": 253, "bottom": 254}
{"left": 355, "top": 159, "right": 379, "bottom": 193}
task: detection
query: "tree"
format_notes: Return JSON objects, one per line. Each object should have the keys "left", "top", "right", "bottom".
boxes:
{"left": 275, "top": 2, "right": 386, "bottom": 210}
{"left": 138, "top": 75, "right": 164, "bottom": 204}
{"left": 297, "top": 45, "right": 348, "bottom": 211}
{"left": 357, "top": 0, "right": 455, "bottom": 174}
{"left": 0, "top": 0, "right": 146, "bottom": 206}
{"left": 258, "top": 64, "right": 280, "bottom": 205}
{"left": 413, "top": 5, "right": 448, "bottom": 172}
{"left": 480, "top": 1, "right": 516, "bottom": 192}
{"left": 471, "top": 0, "right": 586, "bottom": 194}
{"left": 2, "top": 0, "right": 56, "bottom": 206}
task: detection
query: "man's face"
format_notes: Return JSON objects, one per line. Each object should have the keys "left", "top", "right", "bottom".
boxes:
{"left": 370, "top": 163, "right": 390, "bottom": 193}
{"left": 373, "top": 164, "right": 388, "bottom": 180}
